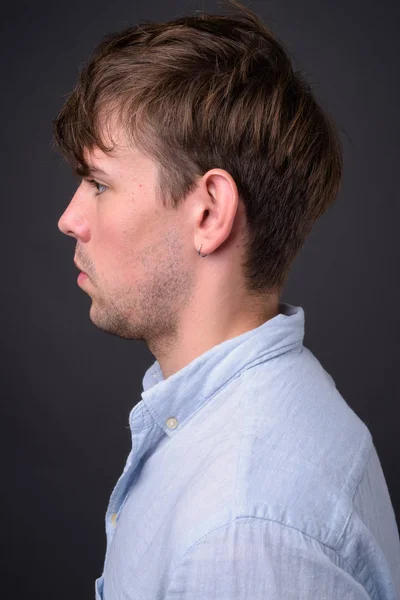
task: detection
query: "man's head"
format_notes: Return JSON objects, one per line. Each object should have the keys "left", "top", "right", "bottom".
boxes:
{"left": 54, "top": 1, "right": 342, "bottom": 368}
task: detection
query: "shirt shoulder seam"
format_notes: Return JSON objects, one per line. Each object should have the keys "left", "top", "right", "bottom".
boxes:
{"left": 336, "top": 425, "right": 374, "bottom": 547}
{"left": 168, "top": 514, "right": 370, "bottom": 595}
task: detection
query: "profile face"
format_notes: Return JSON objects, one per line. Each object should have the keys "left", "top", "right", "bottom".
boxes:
{"left": 57, "top": 130, "right": 196, "bottom": 342}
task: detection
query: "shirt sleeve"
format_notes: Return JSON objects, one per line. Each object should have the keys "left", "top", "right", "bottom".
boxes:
{"left": 165, "top": 517, "right": 371, "bottom": 599}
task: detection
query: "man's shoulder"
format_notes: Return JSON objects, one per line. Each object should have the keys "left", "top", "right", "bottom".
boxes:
{"left": 172, "top": 343, "right": 372, "bottom": 553}
{"left": 234, "top": 344, "right": 372, "bottom": 548}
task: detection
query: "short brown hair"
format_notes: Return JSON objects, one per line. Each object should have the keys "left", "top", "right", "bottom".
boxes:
{"left": 53, "top": 0, "right": 343, "bottom": 296}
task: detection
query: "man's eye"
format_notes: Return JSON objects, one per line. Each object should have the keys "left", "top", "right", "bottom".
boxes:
{"left": 86, "top": 179, "right": 108, "bottom": 195}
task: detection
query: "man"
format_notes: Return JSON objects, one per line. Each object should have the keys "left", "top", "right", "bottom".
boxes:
{"left": 54, "top": 1, "right": 400, "bottom": 598}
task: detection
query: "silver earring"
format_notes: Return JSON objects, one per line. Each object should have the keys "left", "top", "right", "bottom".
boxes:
{"left": 198, "top": 243, "right": 209, "bottom": 257}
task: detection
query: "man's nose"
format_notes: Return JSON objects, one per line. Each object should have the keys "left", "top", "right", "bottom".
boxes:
{"left": 57, "top": 188, "right": 88, "bottom": 239}
{"left": 57, "top": 204, "right": 76, "bottom": 237}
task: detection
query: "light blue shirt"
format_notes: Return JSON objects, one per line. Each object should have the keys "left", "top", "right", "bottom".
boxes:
{"left": 95, "top": 302, "right": 400, "bottom": 599}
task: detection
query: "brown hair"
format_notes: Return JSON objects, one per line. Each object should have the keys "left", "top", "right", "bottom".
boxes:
{"left": 52, "top": 0, "right": 343, "bottom": 297}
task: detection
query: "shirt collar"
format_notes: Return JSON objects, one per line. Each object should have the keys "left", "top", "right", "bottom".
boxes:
{"left": 138, "top": 302, "right": 305, "bottom": 437}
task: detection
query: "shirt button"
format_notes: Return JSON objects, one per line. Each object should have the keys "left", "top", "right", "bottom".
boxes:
{"left": 111, "top": 513, "right": 117, "bottom": 527}
{"left": 166, "top": 417, "right": 178, "bottom": 429}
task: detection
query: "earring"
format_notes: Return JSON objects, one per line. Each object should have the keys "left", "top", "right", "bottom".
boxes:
{"left": 198, "top": 243, "right": 209, "bottom": 257}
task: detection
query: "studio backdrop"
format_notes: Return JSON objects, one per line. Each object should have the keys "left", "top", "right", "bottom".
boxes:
{"left": 1, "top": 1, "right": 399, "bottom": 598}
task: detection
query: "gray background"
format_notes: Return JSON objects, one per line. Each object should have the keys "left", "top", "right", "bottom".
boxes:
{"left": 1, "top": 0, "right": 399, "bottom": 597}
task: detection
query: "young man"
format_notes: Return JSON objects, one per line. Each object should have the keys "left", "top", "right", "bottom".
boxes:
{"left": 54, "top": 2, "right": 400, "bottom": 598}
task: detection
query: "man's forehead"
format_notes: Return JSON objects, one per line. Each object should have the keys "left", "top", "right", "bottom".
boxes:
{"left": 83, "top": 146, "right": 112, "bottom": 164}
{"left": 82, "top": 141, "right": 138, "bottom": 170}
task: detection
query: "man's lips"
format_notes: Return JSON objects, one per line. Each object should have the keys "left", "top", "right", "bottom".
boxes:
{"left": 74, "top": 260, "right": 87, "bottom": 274}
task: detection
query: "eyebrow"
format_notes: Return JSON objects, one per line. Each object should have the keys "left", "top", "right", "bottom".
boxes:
{"left": 75, "top": 163, "right": 109, "bottom": 178}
